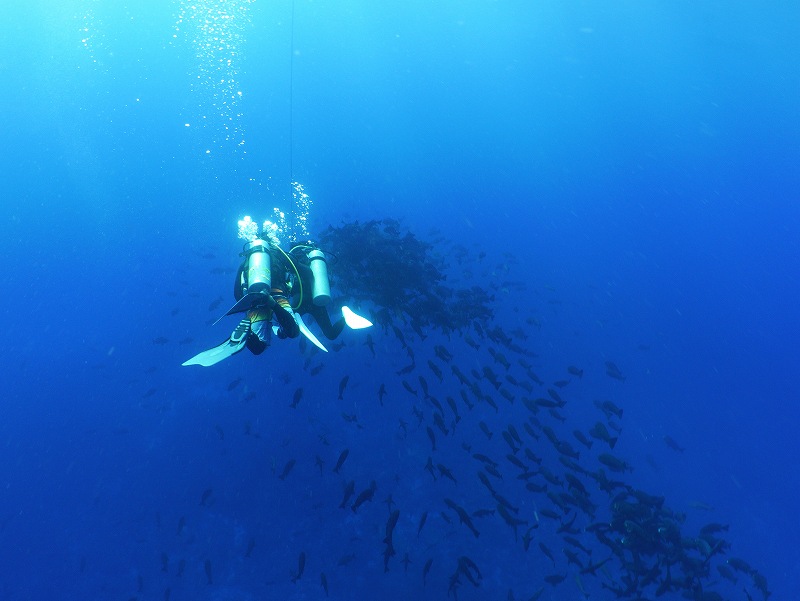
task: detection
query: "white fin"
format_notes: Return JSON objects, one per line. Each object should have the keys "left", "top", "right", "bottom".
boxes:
{"left": 342, "top": 306, "right": 373, "bottom": 329}
{"left": 182, "top": 338, "right": 246, "bottom": 367}
{"left": 295, "top": 314, "right": 328, "bottom": 352}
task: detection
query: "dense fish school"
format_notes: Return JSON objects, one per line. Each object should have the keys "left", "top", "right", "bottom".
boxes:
{"left": 139, "top": 220, "right": 768, "bottom": 601}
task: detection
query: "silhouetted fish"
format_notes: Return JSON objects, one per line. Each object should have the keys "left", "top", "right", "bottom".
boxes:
{"left": 290, "top": 387, "right": 303, "bottom": 408}
{"left": 279, "top": 459, "right": 296, "bottom": 480}
{"left": 291, "top": 552, "right": 306, "bottom": 583}
{"left": 337, "top": 376, "right": 349, "bottom": 400}
{"left": 663, "top": 435, "right": 685, "bottom": 453}
{"left": 333, "top": 449, "right": 349, "bottom": 473}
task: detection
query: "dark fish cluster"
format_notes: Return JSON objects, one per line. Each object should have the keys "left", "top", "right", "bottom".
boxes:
{"left": 317, "top": 223, "right": 767, "bottom": 600}
{"left": 318, "top": 219, "right": 494, "bottom": 332}
{"left": 137, "top": 220, "right": 768, "bottom": 601}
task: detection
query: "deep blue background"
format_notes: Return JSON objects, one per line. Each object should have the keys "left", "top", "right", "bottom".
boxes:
{"left": 1, "top": 1, "right": 798, "bottom": 599}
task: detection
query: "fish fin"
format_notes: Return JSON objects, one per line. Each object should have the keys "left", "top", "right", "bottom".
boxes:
{"left": 342, "top": 306, "right": 373, "bottom": 329}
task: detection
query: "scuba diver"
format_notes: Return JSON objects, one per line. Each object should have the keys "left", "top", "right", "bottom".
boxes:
{"left": 183, "top": 222, "right": 372, "bottom": 367}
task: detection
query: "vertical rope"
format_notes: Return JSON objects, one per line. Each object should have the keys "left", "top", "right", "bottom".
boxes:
{"left": 289, "top": 0, "right": 295, "bottom": 197}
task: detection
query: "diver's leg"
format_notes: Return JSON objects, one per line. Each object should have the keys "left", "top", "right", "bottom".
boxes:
{"left": 246, "top": 308, "right": 271, "bottom": 354}
{"left": 310, "top": 305, "right": 345, "bottom": 340}
{"left": 246, "top": 335, "right": 267, "bottom": 354}
{"left": 272, "top": 295, "right": 300, "bottom": 338}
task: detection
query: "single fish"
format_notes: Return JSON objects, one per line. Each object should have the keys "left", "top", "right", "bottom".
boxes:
{"left": 337, "top": 376, "right": 350, "bottom": 400}
{"left": 588, "top": 421, "right": 618, "bottom": 449}
{"left": 351, "top": 481, "right": 377, "bottom": 513}
{"left": 291, "top": 552, "right": 306, "bottom": 583}
{"left": 427, "top": 360, "right": 443, "bottom": 381}
{"left": 396, "top": 361, "right": 416, "bottom": 376}
{"left": 310, "top": 364, "right": 324, "bottom": 376}
{"left": 384, "top": 509, "right": 400, "bottom": 545}
{"left": 437, "top": 463, "right": 457, "bottom": 484}
{"left": 402, "top": 380, "right": 418, "bottom": 396}
{"left": 598, "top": 453, "right": 632, "bottom": 473}
{"left": 422, "top": 558, "right": 433, "bottom": 586}
{"left": 567, "top": 365, "right": 583, "bottom": 378}
{"left": 539, "top": 542, "right": 556, "bottom": 565}
{"left": 278, "top": 459, "right": 296, "bottom": 480}
{"left": 663, "top": 435, "right": 685, "bottom": 453}
{"left": 332, "top": 449, "right": 350, "bottom": 473}
{"left": 417, "top": 511, "right": 429, "bottom": 536}
{"left": 426, "top": 427, "right": 436, "bottom": 451}
{"left": 290, "top": 387, "right": 303, "bottom": 408}
{"left": 418, "top": 376, "right": 430, "bottom": 398}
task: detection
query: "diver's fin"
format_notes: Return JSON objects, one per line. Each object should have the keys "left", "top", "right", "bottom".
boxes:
{"left": 182, "top": 338, "right": 246, "bottom": 366}
{"left": 295, "top": 314, "right": 328, "bottom": 352}
{"left": 182, "top": 319, "right": 249, "bottom": 366}
{"left": 342, "top": 306, "right": 373, "bottom": 329}
{"left": 214, "top": 292, "right": 274, "bottom": 325}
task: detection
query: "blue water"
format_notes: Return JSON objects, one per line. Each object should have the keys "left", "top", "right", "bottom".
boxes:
{"left": 1, "top": 1, "right": 798, "bottom": 599}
